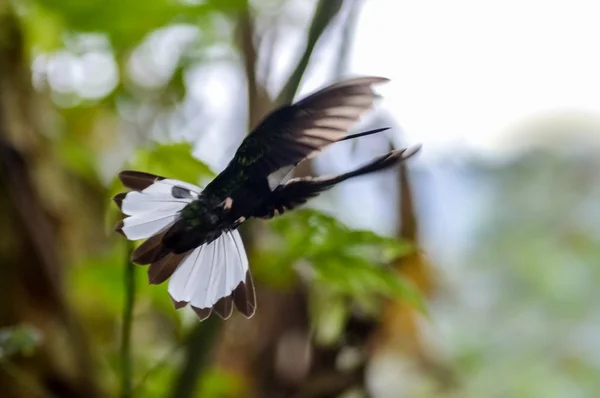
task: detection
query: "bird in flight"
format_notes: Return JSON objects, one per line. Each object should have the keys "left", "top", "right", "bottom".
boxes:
{"left": 113, "top": 76, "right": 421, "bottom": 321}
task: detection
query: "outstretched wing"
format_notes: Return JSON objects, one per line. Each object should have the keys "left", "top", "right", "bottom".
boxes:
{"left": 253, "top": 146, "right": 421, "bottom": 219}
{"left": 114, "top": 171, "right": 255, "bottom": 320}
{"left": 232, "top": 76, "right": 389, "bottom": 178}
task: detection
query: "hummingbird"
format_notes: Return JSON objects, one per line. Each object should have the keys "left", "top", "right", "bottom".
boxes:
{"left": 113, "top": 76, "right": 421, "bottom": 321}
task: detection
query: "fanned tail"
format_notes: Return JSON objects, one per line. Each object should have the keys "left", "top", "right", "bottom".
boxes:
{"left": 113, "top": 171, "right": 256, "bottom": 321}
{"left": 166, "top": 230, "right": 255, "bottom": 320}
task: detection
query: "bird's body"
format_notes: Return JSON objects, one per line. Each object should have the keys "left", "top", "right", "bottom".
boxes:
{"left": 114, "top": 76, "right": 421, "bottom": 321}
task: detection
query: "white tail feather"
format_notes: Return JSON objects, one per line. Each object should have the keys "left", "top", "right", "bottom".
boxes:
{"left": 204, "top": 238, "right": 224, "bottom": 307}
{"left": 230, "top": 230, "right": 249, "bottom": 279}
{"left": 168, "top": 230, "right": 249, "bottom": 310}
{"left": 121, "top": 210, "right": 179, "bottom": 240}
{"left": 167, "top": 249, "right": 200, "bottom": 302}
{"left": 121, "top": 191, "right": 188, "bottom": 216}
{"left": 119, "top": 178, "right": 201, "bottom": 241}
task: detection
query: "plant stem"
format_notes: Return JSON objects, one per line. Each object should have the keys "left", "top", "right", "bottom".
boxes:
{"left": 120, "top": 243, "right": 136, "bottom": 398}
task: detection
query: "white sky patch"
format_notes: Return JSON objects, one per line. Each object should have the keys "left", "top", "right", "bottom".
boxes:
{"left": 187, "top": 61, "right": 247, "bottom": 173}
{"left": 350, "top": 0, "right": 600, "bottom": 158}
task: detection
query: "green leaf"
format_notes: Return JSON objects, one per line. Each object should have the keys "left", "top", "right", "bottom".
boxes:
{"left": 127, "top": 141, "right": 214, "bottom": 185}
{"left": 261, "top": 208, "right": 422, "bottom": 310}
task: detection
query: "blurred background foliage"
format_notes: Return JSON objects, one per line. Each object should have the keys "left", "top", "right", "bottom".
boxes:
{"left": 1, "top": 0, "right": 599, "bottom": 397}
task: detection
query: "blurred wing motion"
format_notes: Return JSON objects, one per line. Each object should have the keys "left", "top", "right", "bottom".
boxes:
{"left": 254, "top": 145, "right": 422, "bottom": 219}
{"left": 234, "top": 76, "right": 389, "bottom": 177}
{"left": 113, "top": 171, "right": 256, "bottom": 320}
{"left": 265, "top": 126, "right": 390, "bottom": 190}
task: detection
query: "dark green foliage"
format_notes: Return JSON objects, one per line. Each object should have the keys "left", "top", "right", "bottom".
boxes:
{"left": 126, "top": 142, "right": 215, "bottom": 183}
{"left": 260, "top": 209, "right": 423, "bottom": 310}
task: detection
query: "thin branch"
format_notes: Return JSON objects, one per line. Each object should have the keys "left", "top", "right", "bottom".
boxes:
{"left": 276, "top": 0, "right": 345, "bottom": 105}
{"left": 120, "top": 242, "right": 136, "bottom": 398}
{"left": 239, "top": 5, "right": 261, "bottom": 125}
{"left": 398, "top": 164, "right": 418, "bottom": 241}
{"left": 334, "top": 0, "right": 362, "bottom": 79}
